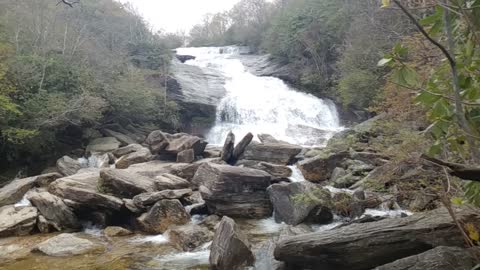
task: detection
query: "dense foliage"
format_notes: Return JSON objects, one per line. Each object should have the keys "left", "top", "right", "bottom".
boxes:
{"left": 0, "top": 0, "right": 180, "bottom": 175}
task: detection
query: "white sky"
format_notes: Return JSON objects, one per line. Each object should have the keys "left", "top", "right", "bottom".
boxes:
{"left": 117, "top": 0, "right": 242, "bottom": 33}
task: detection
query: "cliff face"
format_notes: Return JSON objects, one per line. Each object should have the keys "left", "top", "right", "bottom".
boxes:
{"left": 168, "top": 59, "right": 226, "bottom": 135}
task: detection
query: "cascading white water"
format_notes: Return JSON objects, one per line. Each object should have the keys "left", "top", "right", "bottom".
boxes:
{"left": 176, "top": 46, "right": 343, "bottom": 146}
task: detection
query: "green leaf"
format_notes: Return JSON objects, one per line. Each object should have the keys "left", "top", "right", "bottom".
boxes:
{"left": 428, "top": 142, "right": 443, "bottom": 156}
{"left": 415, "top": 91, "right": 441, "bottom": 105}
{"left": 381, "top": 0, "right": 391, "bottom": 8}
{"left": 431, "top": 99, "right": 451, "bottom": 118}
{"left": 451, "top": 197, "right": 464, "bottom": 205}
{"left": 402, "top": 67, "right": 420, "bottom": 87}
{"left": 377, "top": 58, "right": 392, "bottom": 67}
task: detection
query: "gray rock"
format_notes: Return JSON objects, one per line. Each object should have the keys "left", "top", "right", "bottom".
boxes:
{"left": 297, "top": 151, "right": 349, "bottom": 182}
{"left": 28, "top": 192, "right": 79, "bottom": 230}
{"left": 221, "top": 131, "right": 235, "bottom": 163}
{"left": 332, "top": 173, "right": 363, "bottom": 189}
{"left": 137, "top": 199, "right": 190, "bottom": 234}
{"left": 198, "top": 214, "right": 221, "bottom": 230}
{"left": 33, "top": 233, "right": 103, "bottom": 257}
{"left": 374, "top": 246, "right": 476, "bottom": 270}
{"left": 165, "top": 134, "right": 207, "bottom": 156}
{"left": 258, "top": 162, "right": 292, "bottom": 180}
{"left": 101, "top": 129, "right": 137, "bottom": 146}
{"left": 56, "top": 156, "right": 82, "bottom": 176}
{"left": 210, "top": 216, "right": 254, "bottom": 270}
{"left": 0, "top": 206, "right": 37, "bottom": 237}
{"left": 37, "top": 215, "right": 55, "bottom": 233}
{"left": 177, "top": 149, "right": 195, "bottom": 163}
{"left": 0, "top": 177, "right": 37, "bottom": 207}
{"left": 257, "top": 133, "right": 281, "bottom": 144}
{"left": 115, "top": 148, "right": 152, "bottom": 169}
{"left": 267, "top": 182, "right": 332, "bottom": 225}
{"left": 155, "top": 173, "right": 191, "bottom": 190}
{"left": 166, "top": 224, "right": 214, "bottom": 251}
{"left": 99, "top": 169, "right": 157, "bottom": 198}
{"left": 145, "top": 130, "right": 170, "bottom": 154}
{"left": 274, "top": 207, "right": 480, "bottom": 270}
{"left": 49, "top": 172, "right": 124, "bottom": 211}
{"left": 86, "top": 137, "right": 121, "bottom": 153}
{"left": 329, "top": 167, "right": 347, "bottom": 183}
{"left": 104, "top": 226, "right": 133, "bottom": 237}
{"left": 35, "top": 173, "right": 63, "bottom": 187}
{"left": 241, "top": 142, "right": 302, "bottom": 165}
{"left": 231, "top": 132, "right": 253, "bottom": 163}
{"left": 111, "top": 144, "right": 144, "bottom": 158}
{"left": 123, "top": 199, "right": 143, "bottom": 214}
{"left": 193, "top": 163, "right": 272, "bottom": 218}
{"left": 133, "top": 189, "right": 193, "bottom": 208}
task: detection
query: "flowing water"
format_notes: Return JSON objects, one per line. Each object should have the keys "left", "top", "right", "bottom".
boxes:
{"left": 176, "top": 46, "right": 343, "bottom": 146}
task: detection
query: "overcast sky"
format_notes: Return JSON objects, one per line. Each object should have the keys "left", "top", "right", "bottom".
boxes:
{"left": 117, "top": 0, "right": 241, "bottom": 33}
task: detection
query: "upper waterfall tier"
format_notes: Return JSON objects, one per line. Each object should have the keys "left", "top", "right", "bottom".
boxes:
{"left": 176, "top": 46, "right": 343, "bottom": 146}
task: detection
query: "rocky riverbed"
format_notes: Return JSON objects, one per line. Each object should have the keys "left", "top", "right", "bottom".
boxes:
{"left": 0, "top": 118, "right": 478, "bottom": 270}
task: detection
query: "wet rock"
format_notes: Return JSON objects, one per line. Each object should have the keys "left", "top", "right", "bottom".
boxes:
{"left": 37, "top": 215, "right": 55, "bottom": 233}
{"left": 33, "top": 233, "right": 103, "bottom": 257}
{"left": 86, "top": 137, "right": 121, "bottom": 153}
{"left": 210, "top": 216, "right": 254, "bottom": 270}
{"left": 166, "top": 224, "right": 214, "bottom": 251}
{"left": 101, "top": 129, "right": 137, "bottom": 146}
{"left": 49, "top": 172, "right": 124, "bottom": 211}
{"left": 374, "top": 246, "right": 476, "bottom": 270}
{"left": 258, "top": 133, "right": 281, "bottom": 144}
{"left": 199, "top": 215, "right": 221, "bottom": 230}
{"left": 155, "top": 173, "right": 191, "bottom": 190}
{"left": 258, "top": 162, "right": 292, "bottom": 180}
{"left": 231, "top": 132, "right": 254, "bottom": 163}
{"left": 204, "top": 149, "right": 221, "bottom": 158}
{"left": 297, "top": 151, "right": 349, "bottom": 182}
{"left": 56, "top": 156, "right": 82, "bottom": 176}
{"left": 133, "top": 189, "right": 193, "bottom": 208}
{"left": 267, "top": 182, "right": 332, "bottom": 225}
{"left": 123, "top": 199, "right": 143, "bottom": 214}
{"left": 145, "top": 130, "right": 170, "bottom": 154}
{"left": 332, "top": 173, "right": 363, "bottom": 189}
{"left": 241, "top": 142, "right": 302, "bottom": 165}
{"left": 165, "top": 134, "right": 207, "bottom": 156}
{"left": 193, "top": 163, "right": 272, "bottom": 218}
{"left": 274, "top": 207, "right": 480, "bottom": 270}
{"left": 221, "top": 131, "right": 235, "bottom": 163}
{"left": 115, "top": 147, "right": 152, "bottom": 169}
{"left": 0, "top": 206, "right": 37, "bottom": 237}
{"left": 99, "top": 169, "right": 157, "bottom": 198}
{"left": 104, "top": 226, "right": 133, "bottom": 237}
{"left": 177, "top": 149, "right": 195, "bottom": 163}
{"left": 176, "top": 54, "right": 196, "bottom": 63}
{"left": 35, "top": 173, "right": 63, "bottom": 187}
{"left": 111, "top": 144, "right": 144, "bottom": 158}
{"left": 0, "top": 176, "right": 37, "bottom": 207}
{"left": 28, "top": 191, "right": 79, "bottom": 230}
{"left": 329, "top": 167, "right": 347, "bottom": 183}
{"left": 137, "top": 199, "right": 190, "bottom": 234}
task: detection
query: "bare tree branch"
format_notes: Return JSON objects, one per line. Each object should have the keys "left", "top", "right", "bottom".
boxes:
{"left": 57, "top": 0, "right": 80, "bottom": 8}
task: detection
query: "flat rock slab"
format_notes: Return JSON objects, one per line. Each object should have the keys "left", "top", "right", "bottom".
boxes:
{"left": 274, "top": 207, "right": 480, "bottom": 270}
{"left": 241, "top": 143, "right": 302, "bottom": 165}
{"left": 133, "top": 189, "right": 193, "bottom": 208}
{"left": 115, "top": 148, "right": 152, "bottom": 169}
{"left": 137, "top": 199, "right": 190, "bottom": 234}
{"left": 0, "top": 177, "right": 37, "bottom": 207}
{"left": 33, "top": 233, "right": 103, "bottom": 257}
{"left": 56, "top": 156, "right": 82, "bottom": 176}
{"left": 0, "top": 206, "right": 38, "bottom": 237}
{"left": 28, "top": 192, "right": 79, "bottom": 230}
{"left": 86, "top": 137, "right": 121, "bottom": 153}
{"left": 166, "top": 224, "right": 213, "bottom": 251}
{"left": 374, "top": 246, "right": 476, "bottom": 270}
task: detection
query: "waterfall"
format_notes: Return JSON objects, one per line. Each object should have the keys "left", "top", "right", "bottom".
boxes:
{"left": 176, "top": 46, "right": 343, "bottom": 146}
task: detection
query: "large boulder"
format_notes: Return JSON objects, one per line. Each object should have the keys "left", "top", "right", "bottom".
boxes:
{"left": 267, "top": 182, "right": 332, "bottom": 225}
{"left": 193, "top": 163, "right": 272, "bottom": 218}
{"left": 49, "top": 172, "right": 124, "bottom": 211}
{"left": 0, "top": 206, "right": 37, "bottom": 237}
{"left": 111, "top": 144, "right": 144, "bottom": 158}
{"left": 86, "top": 137, "right": 121, "bottom": 153}
{"left": 209, "top": 216, "right": 254, "bottom": 270}
{"left": 137, "top": 199, "right": 190, "bottom": 234}
{"left": 177, "top": 149, "right": 195, "bottom": 163}
{"left": 28, "top": 192, "right": 79, "bottom": 231}
{"left": 56, "top": 156, "right": 82, "bottom": 176}
{"left": 155, "top": 174, "right": 191, "bottom": 190}
{"left": 33, "top": 233, "right": 103, "bottom": 257}
{"left": 297, "top": 151, "right": 349, "bottom": 182}
{"left": 165, "top": 134, "right": 207, "bottom": 156}
{"left": 101, "top": 129, "right": 137, "bottom": 146}
{"left": 274, "top": 207, "right": 480, "bottom": 270}
{"left": 104, "top": 226, "right": 133, "bottom": 237}
{"left": 231, "top": 132, "right": 254, "bottom": 163}
{"left": 374, "top": 246, "right": 476, "bottom": 270}
{"left": 99, "top": 169, "right": 157, "bottom": 198}
{"left": 115, "top": 147, "right": 152, "bottom": 169}
{"left": 241, "top": 142, "right": 302, "bottom": 165}
{"left": 166, "top": 224, "right": 214, "bottom": 251}
{"left": 145, "top": 130, "right": 170, "bottom": 154}
{"left": 133, "top": 189, "right": 193, "bottom": 208}
{"left": 0, "top": 177, "right": 37, "bottom": 207}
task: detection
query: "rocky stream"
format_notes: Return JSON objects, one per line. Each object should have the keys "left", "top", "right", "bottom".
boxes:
{"left": 0, "top": 47, "right": 477, "bottom": 270}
